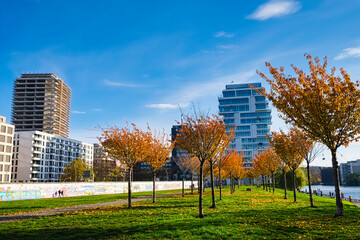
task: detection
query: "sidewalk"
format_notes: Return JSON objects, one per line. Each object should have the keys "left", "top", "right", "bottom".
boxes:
{"left": 0, "top": 192, "right": 184, "bottom": 223}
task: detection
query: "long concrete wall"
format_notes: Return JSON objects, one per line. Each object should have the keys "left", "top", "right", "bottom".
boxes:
{"left": 0, "top": 181, "right": 197, "bottom": 201}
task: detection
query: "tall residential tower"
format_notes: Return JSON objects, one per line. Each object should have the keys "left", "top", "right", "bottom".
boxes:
{"left": 12, "top": 73, "right": 71, "bottom": 138}
{"left": 218, "top": 83, "right": 271, "bottom": 168}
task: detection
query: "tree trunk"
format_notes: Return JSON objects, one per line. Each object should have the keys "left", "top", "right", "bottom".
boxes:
{"left": 191, "top": 172, "right": 194, "bottom": 195}
{"left": 153, "top": 171, "right": 156, "bottom": 203}
{"left": 203, "top": 176, "right": 206, "bottom": 192}
{"left": 268, "top": 176, "right": 271, "bottom": 192}
{"left": 265, "top": 176, "right": 268, "bottom": 191}
{"left": 293, "top": 170, "right": 297, "bottom": 202}
{"left": 331, "top": 150, "right": 343, "bottom": 217}
{"left": 283, "top": 169, "right": 287, "bottom": 199}
{"left": 198, "top": 177, "right": 200, "bottom": 193}
{"left": 198, "top": 162, "right": 204, "bottom": 218}
{"left": 272, "top": 173, "right": 275, "bottom": 193}
{"left": 128, "top": 167, "right": 132, "bottom": 208}
{"left": 182, "top": 173, "right": 185, "bottom": 197}
{"left": 210, "top": 162, "right": 216, "bottom": 208}
{"left": 306, "top": 160, "right": 314, "bottom": 207}
{"left": 219, "top": 166, "right": 222, "bottom": 200}
{"left": 262, "top": 175, "right": 265, "bottom": 190}
{"left": 231, "top": 175, "right": 234, "bottom": 194}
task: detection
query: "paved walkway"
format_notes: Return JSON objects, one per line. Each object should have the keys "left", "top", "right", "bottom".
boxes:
{"left": 0, "top": 192, "right": 185, "bottom": 223}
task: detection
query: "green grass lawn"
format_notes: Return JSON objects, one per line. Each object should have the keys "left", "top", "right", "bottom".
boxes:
{"left": 0, "top": 186, "right": 359, "bottom": 239}
{"left": 0, "top": 189, "right": 186, "bottom": 216}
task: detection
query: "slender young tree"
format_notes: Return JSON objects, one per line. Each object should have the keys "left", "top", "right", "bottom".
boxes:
{"left": 100, "top": 124, "right": 148, "bottom": 208}
{"left": 271, "top": 128, "right": 303, "bottom": 202}
{"left": 217, "top": 151, "right": 231, "bottom": 200}
{"left": 291, "top": 128, "right": 324, "bottom": 207}
{"left": 143, "top": 127, "right": 173, "bottom": 203}
{"left": 222, "top": 150, "right": 244, "bottom": 194}
{"left": 254, "top": 148, "right": 281, "bottom": 193}
{"left": 176, "top": 114, "right": 233, "bottom": 218}
{"left": 256, "top": 54, "right": 360, "bottom": 216}
{"left": 173, "top": 153, "right": 196, "bottom": 197}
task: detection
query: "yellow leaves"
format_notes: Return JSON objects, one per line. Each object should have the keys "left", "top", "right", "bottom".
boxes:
{"left": 256, "top": 54, "right": 360, "bottom": 151}
{"left": 222, "top": 150, "right": 244, "bottom": 179}
{"left": 100, "top": 124, "right": 172, "bottom": 171}
{"left": 253, "top": 148, "right": 281, "bottom": 177}
{"left": 175, "top": 114, "right": 234, "bottom": 164}
{"left": 143, "top": 127, "right": 173, "bottom": 172}
{"left": 270, "top": 127, "right": 304, "bottom": 172}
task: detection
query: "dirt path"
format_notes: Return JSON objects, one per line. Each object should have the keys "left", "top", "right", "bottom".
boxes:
{"left": 0, "top": 192, "right": 183, "bottom": 223}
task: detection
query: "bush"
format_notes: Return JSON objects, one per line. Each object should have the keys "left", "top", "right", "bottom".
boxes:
{"left": 275, "top": 167, "right": 308, "bottom": 190}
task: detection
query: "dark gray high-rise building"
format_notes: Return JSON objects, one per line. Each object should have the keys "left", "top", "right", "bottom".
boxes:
{"left": 12, "top": 73, "right": 71, "bottom": 137}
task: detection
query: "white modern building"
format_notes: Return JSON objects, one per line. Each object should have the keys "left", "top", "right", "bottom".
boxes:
{"left": 339, "top": 159, "right": 360, "bottom": 185}
{"left": 12, "top": 131, "right": 93, "bottom": 182}
{"left": 218, "top": 83, "right": 272, "bottom": 168}
{"left": 0, "top": 116, "right": 14, "bottom": 183}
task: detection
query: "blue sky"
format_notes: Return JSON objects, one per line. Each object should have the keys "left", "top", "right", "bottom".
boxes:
{"left": 1, "top": 0, "right": 360, "bottom": 166}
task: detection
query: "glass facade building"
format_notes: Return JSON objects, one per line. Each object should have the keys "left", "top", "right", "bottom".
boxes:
{"left": 218, "top": 83, "right": 272, "bottom": 168}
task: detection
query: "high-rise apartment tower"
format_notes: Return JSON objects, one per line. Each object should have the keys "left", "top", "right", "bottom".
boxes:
{"left": 218, "top": 83, "right": 272, "bottom": 168}
{"left": 12, "top": 73, "right": 71, "bottom": 137}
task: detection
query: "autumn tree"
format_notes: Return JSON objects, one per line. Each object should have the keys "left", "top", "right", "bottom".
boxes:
{"left": 173, "top": 153, "right": 197, "bottom": 197}
{"left": 270, "top": 128, "right": 303, "bottom": 202}
{"left": 109, "top": 167, "right": 124, "bottom": 182}
{"left": 222, "top": 150, "right": 244, "bottom": 194}
{"left": 100, "top": 124, "right": 148, "bottom": 208}
{"left": 60, "top": 158, "right": 94, "bottom": 182}
{"left": 256, "top": 54, "right": 360, "bottom": 216}
{"left": 291, "top": 128, "right": 324, "bottom": 207}
{"left": 176, "top": 114, "right": 233, "bottom": 218}
{"left": 217, "top": 151, "right": 231, "bottom": 200}
{"left": 253, "top": 148, "right": 281, "bottom": 193}
{"left": 143, "top": 127, "right": 173, "bottom": 203}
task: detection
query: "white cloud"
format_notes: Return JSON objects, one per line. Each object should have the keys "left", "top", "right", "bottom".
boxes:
{"left": 145, "top": 103, "right": 189, "bottom": 110}
{"left": 72, "top": 110, "right": 86, "bottom": 114}
{"left": 103, "top": 79, "right": 147, "bottom": 87}
{"left": 248, "top": 0, "right": 301, "bottom": 21}
{"left": 214, "top": 31, "right": 235, "bottom": 38}
{"left": 90, "top": 108, "right": 103, "bottom": 112}
{"left": 335, "top": 46, "right": 360, "bottom": 60}
{"left": 217, "top": 44, "right": 238, "bottom": 50}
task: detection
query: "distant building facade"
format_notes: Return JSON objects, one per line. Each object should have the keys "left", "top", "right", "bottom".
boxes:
{"left": 218, "top": 83, "right": 272, "bottom": 168}
{"left": 12, "top": 131, "right": 93, "bottom": 182}
{"left": 340, "top": 159, "right": 360, "bottom": 185}
{"left": 0, "top": 116, "right": 14, "bottom": 183}
{"left": 12, "top": 73, "right": 71, "bottom": 138}
{"left": 93, "top": 143, "right": 119, "bottom": 181}
{"left": 320, "top": 167, "right": 334, "bottom": 185}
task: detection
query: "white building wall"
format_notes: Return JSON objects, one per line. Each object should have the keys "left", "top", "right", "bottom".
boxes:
{"left": 218, "top": 83, "right": 272, "bottom": 168}
{"left": 12, "top": 131, "right": 94, "bottom": 182}
{"left": 0, "top": 116, "right": 14, "bottom": 183}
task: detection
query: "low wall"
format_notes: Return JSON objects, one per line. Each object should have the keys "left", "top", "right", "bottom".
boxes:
{"left": 0, "top": 181, "right": 197, "bottom": 201}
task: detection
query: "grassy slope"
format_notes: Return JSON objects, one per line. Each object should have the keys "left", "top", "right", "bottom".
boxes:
{"left": 0, "top": 189, "right": 185, "bottom": 216}
{"left": 0, "top": 186, "right": 359, "bottom": 239}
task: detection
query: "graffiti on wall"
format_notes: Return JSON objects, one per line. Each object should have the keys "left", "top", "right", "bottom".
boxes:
{"left": 0, "top": 181, "right": 197, "bottom": 201}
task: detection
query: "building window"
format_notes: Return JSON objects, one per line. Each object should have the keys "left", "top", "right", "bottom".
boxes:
{"left": 220, "top": 105, "right": 249, "bottom": 113}
{"left": 255, "top": 96, "right": 266, "bottom": 102}
{"left": 235, "top": 132, "right": 251, "bottom": 137}
{"left": 255, "top": 103, "right": 268, "bottom": 110}
{"left": 223, "top": 91, "right": 235, "bottom": 97}
{"left": 236, "top": 90, "right": 251, "bottom": 96}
